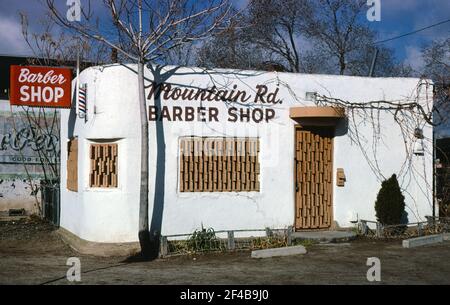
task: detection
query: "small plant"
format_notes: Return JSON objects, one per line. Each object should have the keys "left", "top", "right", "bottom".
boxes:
{"left": 250, "top": 235, "right": 287, "bottom": 250}
{"left": 167, "top": 240, "right": 190, "bottom": 254}
{"left": 188, "top": 225, "right": 224, "bottom": 252}
{"left": 375, "top": 174, "right": 406, "bottom": 226}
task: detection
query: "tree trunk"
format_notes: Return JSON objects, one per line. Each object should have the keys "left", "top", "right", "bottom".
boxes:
{"left": 339, "top": 55, "right": 346, "bottom": 75}
{"left": 137, "top": 60, "right": 151, "bottom": 259}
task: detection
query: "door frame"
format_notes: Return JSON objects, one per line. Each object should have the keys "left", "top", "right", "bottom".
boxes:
{"left": 293, "top": 124, "right": 335, "bottom": 231}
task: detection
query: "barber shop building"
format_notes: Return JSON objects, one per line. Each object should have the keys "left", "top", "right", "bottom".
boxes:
{"left": 59, "top": 64, "right": 434, "bottom": 244}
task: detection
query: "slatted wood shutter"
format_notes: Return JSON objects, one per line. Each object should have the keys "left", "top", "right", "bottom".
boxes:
{"left": 179, "top": 137, "right": 260, "bottom": 192}
{"left": 67, "top": 138, "right": 78, "bottom": 192}
{"left": 295, "top": 127, "right": 333, "bottom": 230}
{"left": 89, "top": 143, "right": 118, "bottom": 188}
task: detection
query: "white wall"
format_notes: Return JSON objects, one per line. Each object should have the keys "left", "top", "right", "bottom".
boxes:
{"left": 60, "top": 64, "right": 433, "bottom": 243}
{"left": 60, "top": 66, "right": 141, "bottom": 242}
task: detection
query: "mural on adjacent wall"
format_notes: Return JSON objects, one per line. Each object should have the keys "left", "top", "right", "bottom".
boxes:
{"left": 0, "top": 110, "right": 59, "bottom": 169}
{"left": 0, "top": 126, "right": 58, "bottom": 163}
{"left": 0, "top": 108, "right": 60, "bottom": 213}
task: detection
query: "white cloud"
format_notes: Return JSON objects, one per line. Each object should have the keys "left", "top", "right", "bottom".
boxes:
{"left": 403, "top": 45, "right": 424, "bottom": 72}
{"left": 0, "top": 17, "right": 30, "bottom": 55}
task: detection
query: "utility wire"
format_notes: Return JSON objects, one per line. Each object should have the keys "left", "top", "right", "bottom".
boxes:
{"left": 374, "top": 18, "right": 450, "bottom": 44}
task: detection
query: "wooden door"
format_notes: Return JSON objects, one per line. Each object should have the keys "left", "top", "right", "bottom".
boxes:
{"left": 295, "top": 127, "right": 333, "bottom": 230}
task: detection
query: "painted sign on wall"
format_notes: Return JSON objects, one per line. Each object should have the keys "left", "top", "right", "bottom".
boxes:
{"left": 0, "top": 109, "right": 60, "bottom": 168}
{"left": 147, "top": 83, "right": 281, "bottom": 123}
{"left": 9, "top": 65, "right": 72, "bottom": 108}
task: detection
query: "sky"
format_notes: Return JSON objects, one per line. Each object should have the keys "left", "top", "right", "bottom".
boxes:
{"left": 234, "top": 0, "right": 450, "bottom": 73}
{"left": 0, "top": 0, "right": 449, "bottom": 73}
{"left": 368, "top": 0, "right": 450, "bottom": 72}
{"left": 0, "top": 0, "right": 448, "bottom": 137}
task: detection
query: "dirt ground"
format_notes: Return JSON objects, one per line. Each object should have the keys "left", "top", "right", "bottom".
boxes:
{"left": 0, "top": 217, "right": 449, "bottom": 285}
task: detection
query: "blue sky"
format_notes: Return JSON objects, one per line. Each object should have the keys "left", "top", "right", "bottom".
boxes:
{"left": 0, "top": 0, "right": 448, "bottom": 137}
{"left": 367, "top": 0, "right": 450, "bottom": 71}
{"left": 0, "top": 0, "right": 449, "bottom": 73}
{"left": 234, "top": 0, "right": 450, "bottom": 72}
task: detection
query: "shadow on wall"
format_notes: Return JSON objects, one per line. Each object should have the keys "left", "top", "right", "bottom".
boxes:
{"left": 140, "top": 65, "right": 269, "bottom": 259}
{"left": 146, "top": 64, "right": 179, "bottom": 259}
{"left": 335, "top": 117, "right": 349, "bottom": 137}
{"left": 292, "top": 117, "right": 349, "bottom": 137}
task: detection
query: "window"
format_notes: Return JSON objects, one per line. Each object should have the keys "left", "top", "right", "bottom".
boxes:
{"left": 179, "top": 137, "right": 260, "bottom": 192}
{"left": 89, "top": 143, "right": 118, "bottom": 188}
{"left": 67, "top": 138, "right": 78, "bottom": 192}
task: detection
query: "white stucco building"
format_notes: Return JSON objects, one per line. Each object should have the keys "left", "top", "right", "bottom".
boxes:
{"left": 60, "top": 64, "right": 434, "bottom": 244}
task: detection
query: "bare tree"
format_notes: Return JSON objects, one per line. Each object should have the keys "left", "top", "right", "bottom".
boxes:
{"left": 162, "top": 42, "right": 196, "bottom": 67}
{"left": 303, "top": 0, "right": 375, "bottom": 75}
{"left": 243, "top": 0, "right": 311, "bottom": 72}
{"left": 299, "top": 0, "right": 413, "bottom": 76}
{"left": 197, "top": 0, "right": 310, "bottom": 72}
{"left": 198, "top": 0, "right": 408, "bottom": 76}
{"left": 197, "top": 11, "right": 274, "bottom": 70}
{"left": 9, "top": 14, "right": 107, "bottom": 215}
{"left": 45, "top": 0, "right": 232, "bottom": 259}
{"left": 21, "top": 13, "right": 109, "bottom": 67}
{"left": 422, "top": 38, "right": 450, "bottom": 85}
{"left": 422, "top": 38, "right": 450, "bottom": 141}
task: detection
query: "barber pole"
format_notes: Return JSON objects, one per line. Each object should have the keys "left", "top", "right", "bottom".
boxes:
{"left": 78, "top": 83, "right": 87, "bottom": 120}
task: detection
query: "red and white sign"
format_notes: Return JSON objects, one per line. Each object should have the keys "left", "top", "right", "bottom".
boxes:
{"left": 9, "top": 65, "right": 72, "bottom": 108}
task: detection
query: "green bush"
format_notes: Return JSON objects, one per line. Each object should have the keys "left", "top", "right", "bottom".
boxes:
{"left": 375, "top": 174, "right": 406, "bottom": 225}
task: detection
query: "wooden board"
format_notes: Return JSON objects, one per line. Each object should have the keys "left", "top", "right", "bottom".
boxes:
{"left": 67, "top": 138, "right": 78, "bottom": 192}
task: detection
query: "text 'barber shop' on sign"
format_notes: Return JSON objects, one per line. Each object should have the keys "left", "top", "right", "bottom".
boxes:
{"left": 9, "top": 65, "right": 72, "bottom": 108}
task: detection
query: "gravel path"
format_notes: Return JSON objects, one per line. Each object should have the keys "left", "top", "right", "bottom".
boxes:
{"left": 1, "top": 217, "right": 449, "bottom": 285}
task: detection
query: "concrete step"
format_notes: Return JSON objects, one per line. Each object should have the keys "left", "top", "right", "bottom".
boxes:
{"left": 292, "top": 230, "right": 357, "bottom": 243}
{"left": 402, "top": 234, "right": 444, "bottom": 248}
{"left": 251, "top": 245, "right": 307, "bottom": 259}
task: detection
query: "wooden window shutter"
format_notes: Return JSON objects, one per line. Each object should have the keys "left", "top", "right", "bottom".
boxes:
{"left": 67, "top": 138, "right": 78, "bottom": 192}
{"left": 89, "top": 143, "right": 118, "bottom": 188}
{"left": 179, "top": 137, "right": 260, "bottom": 192}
